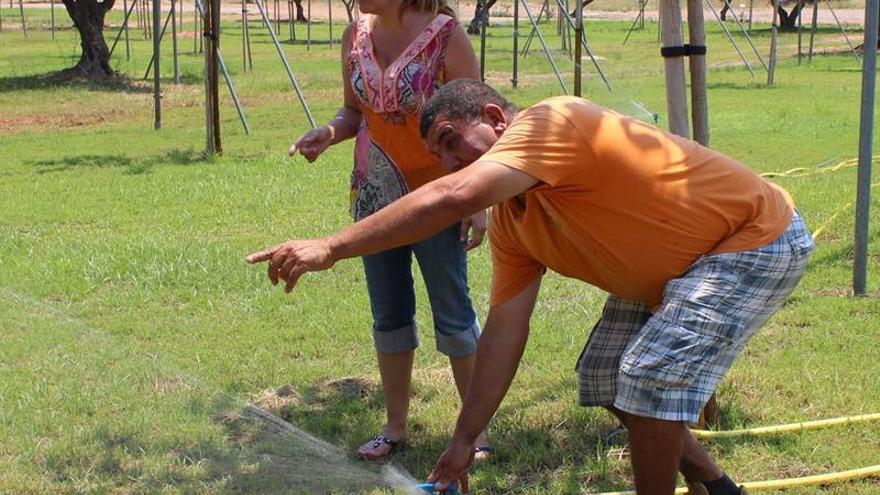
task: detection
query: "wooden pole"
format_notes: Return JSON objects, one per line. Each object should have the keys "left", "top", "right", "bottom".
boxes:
{"left": 562, "top": 0, "right": 570, "bottom": 53}
{"left": 767, "top": 0, "right": 780, "bottom": 86}
{"left": 574, "top": 0, "right": 583, "bottom": 95}
{"left": 123, "top": 0, "right": 131, "bottom": 59}
{"left": 479, "top": 4, "right": 487, "bottom": 82}
{"left": 242, "top": 0, "right": 252, "bottom": 71}
{"left": 853, "top": 0, "right": 878, "bottom": 295}
{"left": 659, "top": 0, "right": 689, "bottom": 137}
{"left": 137, "top": 0, "right": 143, "bottom": 36}
{"left": 50, "top": 0, "right": 55, "bottom": 39}
{"left": 808, "top": 0, "right": 818, "bottom": 62}
{"left": 288, "top": 0, "right": 295, "bottom": 40}
{"left": 513, "top": 0, "right": 519, "bottom": 88}
{"left": 109, "top": 0, "right": 137, "bottom": 58}
{"left": 657, "top": 1, "right": 662, "bottom": 42}
{"left": 687, "top": 0, "right": 708, "bottom": 145}
{"left": 748, "top": 0, "right": 753, "bottom": 31}
{"left": 146, "top": 0, "right": 152, "bottom": 39}
{"left": 797, "top": 0, "right": 803, "bottom": 64}
{"left": 195, "top": 0, "right": 252, "bottom": 135}
{"left": 307, "top": 0, "right": 311, "bottom": 49}
{"left": 18, "top": 0, "right": 26, "bottom": 37}
{"left": 153, "top": 0, "right": 162, "bottom": 130}
{"left": 172, "top": 0, "right": 180, "bottom": 83}
{"left": 203, "top": 0, "right": 222, "bottom": 153}
{"left": 142, "top": 8, "right": 177, "bottom": 79}
{"left": 242, "top": 0, "right": 248, "bottom": 70}
{"left": 193, "top": 0, "right": 199, "bottom": 53}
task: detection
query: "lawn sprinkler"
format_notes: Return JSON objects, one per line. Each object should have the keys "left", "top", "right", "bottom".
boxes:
{"left": 414, "top": 481, "right": 459, "bottom": 494}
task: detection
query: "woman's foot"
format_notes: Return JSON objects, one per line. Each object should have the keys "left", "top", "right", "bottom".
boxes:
{"left": 357, "top": 426, "right": 406, "bottom": 460}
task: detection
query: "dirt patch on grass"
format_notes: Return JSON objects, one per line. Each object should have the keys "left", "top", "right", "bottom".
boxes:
{"left": 154, "top": 376, "right": 190, "bottom": 395}
{"left": 252, "top": 384, "right": 303, "bottom": 412}
{"left": 314, "top": 376, "right": 379, "bottom": 400}
{"left": 0, "top": 109, "right": 130, "bottom": 134}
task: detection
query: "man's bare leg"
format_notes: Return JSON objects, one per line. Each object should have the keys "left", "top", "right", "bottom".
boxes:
{"left": 625, "top": 414, "right": 684, "bottom": 495}
{"left": 605, "top": 406, "right": 724, "bottom": 481}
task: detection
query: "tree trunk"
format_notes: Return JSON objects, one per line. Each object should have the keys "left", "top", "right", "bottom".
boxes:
{"left": 467, "top": 0, "right": 496, "bottom": 35}
{"left": 61, "top": 0, "right": 117, "bottom": 78}
{"left": 292, "top": 0, "right": 306, "bottom": 21}
{"left": 777, "top": 0, "right": 804, "bottom": 30}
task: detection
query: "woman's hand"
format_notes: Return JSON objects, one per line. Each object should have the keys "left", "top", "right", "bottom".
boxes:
{"left": 460, "top": 210, "right": 488, "bottom": 251}
{"left": 289, "top": 126, "right": 334, "bottom": 162}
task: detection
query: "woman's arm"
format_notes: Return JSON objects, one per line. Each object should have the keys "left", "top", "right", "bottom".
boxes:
{"left": 442, "top": 23, "right": 480, "bottom": 82}
{"left": 328, "top": 23, "right": 364, "bottom": 144}
{"left": 289, "top": 23, "right": 362, "bottom": 160}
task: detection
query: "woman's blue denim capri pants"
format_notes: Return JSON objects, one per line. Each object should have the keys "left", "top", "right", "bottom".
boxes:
{"left": 362, "top": 223, "right": 481, "bottom": 357}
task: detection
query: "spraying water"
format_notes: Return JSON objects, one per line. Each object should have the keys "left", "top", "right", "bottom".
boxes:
{"left": 1, "top": 286, "right": 427, "bottom": 494}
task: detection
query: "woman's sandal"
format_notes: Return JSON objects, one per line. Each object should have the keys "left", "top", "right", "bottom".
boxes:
{"left": 357, "top": 435, "right": 405, "bottom": 460}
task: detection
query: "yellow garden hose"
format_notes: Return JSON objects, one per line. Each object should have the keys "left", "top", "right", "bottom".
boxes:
{"left": 810, "top": 182, "right": 880, "bottom": 241}
{"left": 589, "top": 414, "right": 880, "bottom": 494}
{"left": 690, "top": 412, "right": 880, "bottom": 439}
{"left": 754, "top": 156, "right": 878, "bottom": 240}
{"left": 593, "top": 464, "right": 880, "bottom": 494}
{"left": 758, "top": 156, "right": 878, "bottom": 179}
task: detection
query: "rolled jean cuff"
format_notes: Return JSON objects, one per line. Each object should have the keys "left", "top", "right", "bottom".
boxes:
{"left": 435, "top": 320, "right": 481, "bottom": 358}
{"left": 373, "top": 324, "right": 419, "bottom": 354}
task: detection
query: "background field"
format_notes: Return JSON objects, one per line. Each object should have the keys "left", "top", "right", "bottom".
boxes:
{"left": 1, "top": 3, "right": 879, "bottom": 494}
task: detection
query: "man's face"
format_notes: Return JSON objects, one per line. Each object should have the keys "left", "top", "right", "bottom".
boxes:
{"left": 425, "top": 109, "right": 505, "bottom": 173}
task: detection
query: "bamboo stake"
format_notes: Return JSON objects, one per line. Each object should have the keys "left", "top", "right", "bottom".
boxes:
{"left": 768, "top": 0, "right": 780, "bottom": 86}
{"left": 687, "top": 0, "right": 708, "bottom": 145}
{"left": 153, "top": 0, "right": 161, "bottom": 130}
{"left": 659, "top": 0, "right": 688, "bottom": 136}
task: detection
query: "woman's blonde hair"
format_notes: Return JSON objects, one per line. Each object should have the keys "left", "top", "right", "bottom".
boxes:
{"left": 399, "top": 0, "right": 456, "bottom": 19}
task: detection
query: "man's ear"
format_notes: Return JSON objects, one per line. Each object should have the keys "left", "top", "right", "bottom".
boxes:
{"left": 482, "top": 104, "right": 509, "bottom": 133}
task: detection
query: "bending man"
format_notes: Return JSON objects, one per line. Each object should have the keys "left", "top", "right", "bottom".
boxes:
{"left": 247, "top": 79, "right": 814, "bottom": 495}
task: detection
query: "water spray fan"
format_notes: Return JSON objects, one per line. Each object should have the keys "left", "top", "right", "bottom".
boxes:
{"left": 415, "top": 481, "right": 459, "bottom": 494}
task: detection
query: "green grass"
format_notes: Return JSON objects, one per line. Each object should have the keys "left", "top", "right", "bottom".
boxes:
{"left": 1, "top": 6, "right": 879, "bottom": 494}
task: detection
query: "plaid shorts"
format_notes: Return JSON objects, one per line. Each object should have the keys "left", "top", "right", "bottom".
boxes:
{"left": 576, "top": 212, "right": 814, "bottom": 423}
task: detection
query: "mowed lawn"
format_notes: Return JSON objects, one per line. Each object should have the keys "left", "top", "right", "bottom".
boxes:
{"left": 1, "top": 4, "right": 879, "bottom": 494}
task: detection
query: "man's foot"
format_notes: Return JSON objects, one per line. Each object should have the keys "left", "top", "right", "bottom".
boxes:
{"left": 473, "top": 431, "right": 492, "bottom": 462}
{"left": 685, "top": 475, "right": 748, "bottom": 495}
{"left": 357, "top": 434, "right": 405, "bottom": 460}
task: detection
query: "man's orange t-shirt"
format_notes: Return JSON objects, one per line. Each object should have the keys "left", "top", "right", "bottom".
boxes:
{"left": 482, "top": 96, "right": 794, "bottom": 307}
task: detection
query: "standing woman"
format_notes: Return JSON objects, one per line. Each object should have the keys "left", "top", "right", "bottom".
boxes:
{"left": 289, "top": 0, "right": 490, "bottom": 460}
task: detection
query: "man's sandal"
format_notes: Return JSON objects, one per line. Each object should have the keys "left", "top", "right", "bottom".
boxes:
{"left": 685, "top": 480, "right": 749, "bottom": 495}
{"left": 473, "top": 445, "right": 492, "bottom": 462}
{"left": 357, "top": 435, "right": 404, "bottom": 460}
